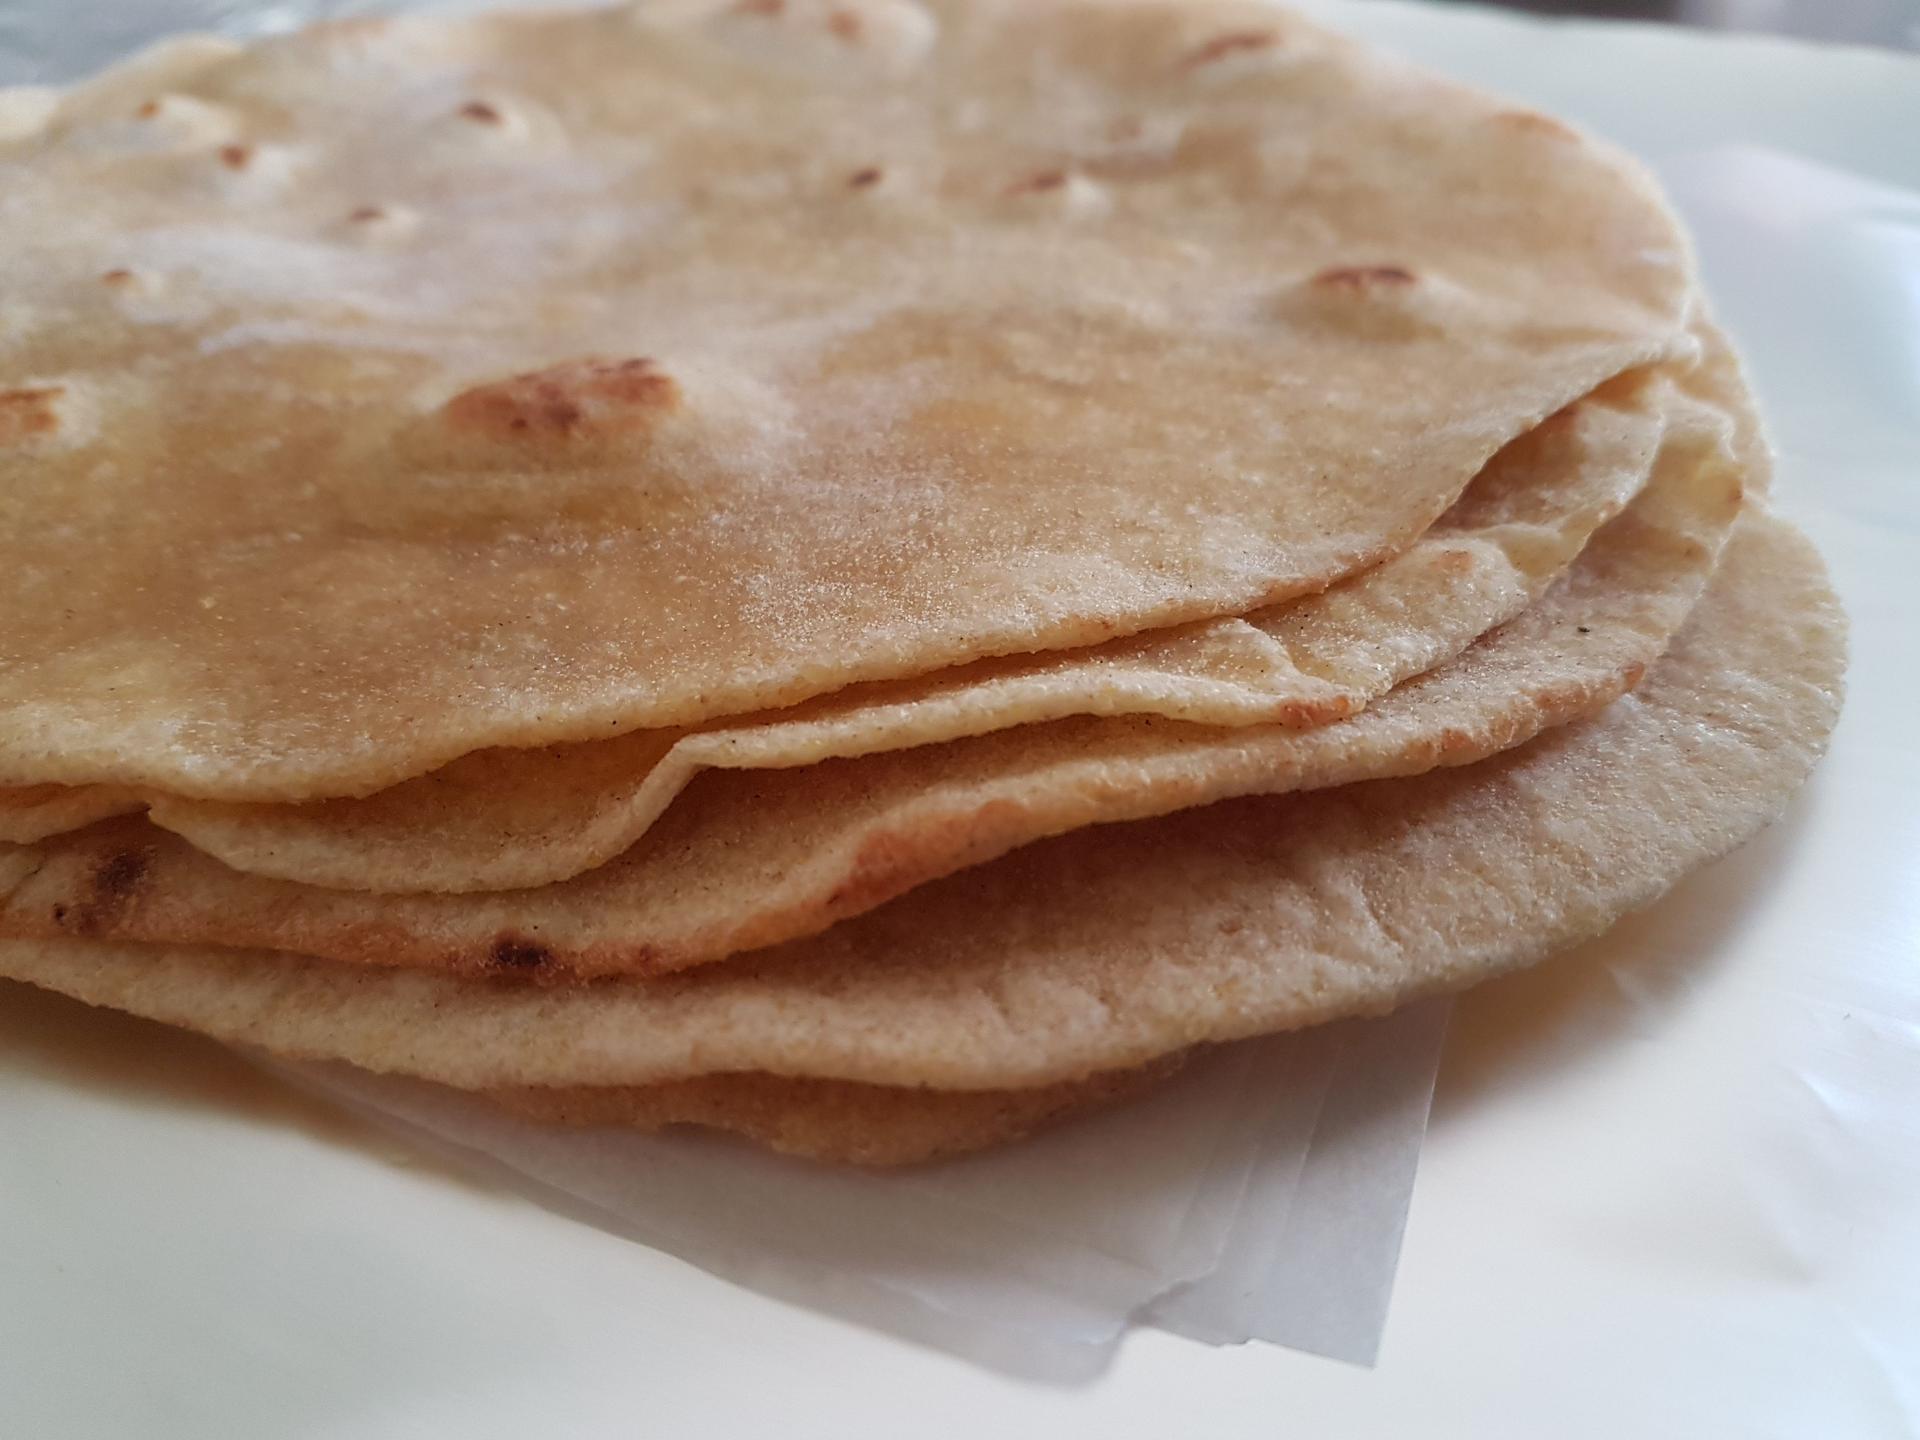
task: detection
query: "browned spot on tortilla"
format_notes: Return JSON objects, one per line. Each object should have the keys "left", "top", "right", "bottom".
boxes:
{"left": 93, "top": 848, "right": 151, "bottom": 901}
{"left": 443, "top": 357, "right": 681, "bottom": 442}
{"left": 218, "top": 143, "right": 253, "bottom": 170}
{"left": 489, "top": 935, "right": 553, "bottom": 969}
{"left": 1009, "top": 169, "right": 1068, "bottom": 195}
{"left": 1184, "top": 30, "right": 1279, "bottom": 67}
{"left": 848, "top": 167, "right": 883, "bottom": 188}
{"left": 134, "top": 99, "right": 161, "bottom": 119}
{"left": 458, "top": 100, "right": 503, "bottom": 125}
{"left": 827, "top": 9, "right": 862, "bottom": 40}
{"left": 100, "top": 268, "right": 135, "bottom": 286}
{"left": 53, "top": 845, "right": 156, "bottom": 935}
{"left": 0, "top": 386, "right": 65, "bottom": 444}
{"left": 1313, "top": 264, "right": 1416, "bottom": 290}
{"left": 733, "top": 0, "right": 784, "bottom": 14}
{"left": 347, "top": 205, "right": 386, "bottom": 223}
{"left": 826, "top": 799, "right": 1032, "bottom": 920}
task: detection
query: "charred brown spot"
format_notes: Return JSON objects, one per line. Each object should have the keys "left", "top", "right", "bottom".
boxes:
{"left": 93, "top": 848, "right": 151, "bottom": 901}
{"left": 218, "top": 143, "right": 253, "bottom": 170}
{"left": 100, "top": 268, "right": 134, "bottom": 286}
{"left": 0, "top": 386, "right": 65, "bottom": 444}
{"left": 135, "top": 99, "right": 162, "bottom": 119}
{"left": 443, "top": 357, "right": 681, "bottom": 443}
{"left": 60, "top": 847, "right": 156, "bottom": 932}
{"left": 490, "top": 936, "right": 553, "bottom": 969}
{"left": 459, "top": 101, "right": 503, "bottom": 125}
{"left": 848, "top": 166, "right": 883, "bottom": 188}
{"left": 1184, "top": 30, "right": 1280, "bottom": 67}
{"left": 1009, "top": 169, "right": 1069, "bottom": 195}
{"left": 347, "top": 205, "right": 386, "bottom": 223}
{"left": 1314, "top": 265, "right": 1417, "bottom": 290}
{"left": 827, "top": 8, "right": 862, "bottom": 40}
{"left": 1577, "top": 625, "right": 1592, "bottom": 635}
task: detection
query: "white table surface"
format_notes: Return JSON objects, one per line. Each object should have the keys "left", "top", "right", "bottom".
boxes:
{"left": 3, "top": 3, "right": 1917, "bottom": 1435}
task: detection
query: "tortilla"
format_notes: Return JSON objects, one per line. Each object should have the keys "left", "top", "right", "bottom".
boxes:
{"left": 0, "top": 510, "right": 1844, "bottom": 1093}
{"left": 485, "top": 1055, "right": 1187, "bottom": 1166}
{"left": 0, "top": 379, "right": 1745, "bottom": 978}
{"left": 0, "top": 784, "right": 145, "bottom": 847}
{"left": 0, "top": 0, "right": 1694, "bottom": 801}
{"left": 145, "top": 360, "right": 1672, "bottom": 892}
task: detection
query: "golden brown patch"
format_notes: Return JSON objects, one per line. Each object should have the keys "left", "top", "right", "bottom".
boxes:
{"left": 99, "top": 269, "right": 134, "bottom": 287}
{"left": 1184, "top": 31, "right": 1280, "bottom": 68}
{"left": 0, "top": 386, "right": 64, "bottom": 443}
{"left": 458, "top": 100, "right": 503, "bottom": 125}
{"left": 848, "top": 167, "right": 883, "bottom": 189}
{"left": 134, "top": 99, "right": 161, "bottom": 120}
{"left": 442, "top": 357, "right": 681, "bottom": 442}
{"left": 826, "top": 799, "right": 1031, "bottom": 920}
{"left": 1313, "top": 264, "right": 1417, "bottom": 290}
{"left": 218, "top": 144, "right": 252, "bottom": 170}
{"left": 346, "top": 205, "right": 385, "bottom": 223}
{"left": 827, "top": 9, "right": 862, "bottom": 40}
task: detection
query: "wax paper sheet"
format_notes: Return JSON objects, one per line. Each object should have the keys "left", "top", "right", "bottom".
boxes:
{"left": 271, "top": 1001, "right": 1449, "bottom": 1377}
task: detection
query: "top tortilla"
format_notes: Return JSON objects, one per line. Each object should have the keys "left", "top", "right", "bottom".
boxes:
{"left": 0, "top": 0, "right": 1692, "bottom": 800}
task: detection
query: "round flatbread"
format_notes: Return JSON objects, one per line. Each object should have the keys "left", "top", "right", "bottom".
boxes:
{"left": 486, "top": 1055, "right": 1186, "bottom": 1167}
{"left": 0, "top": 0, "right": 1692, "bottom": 801}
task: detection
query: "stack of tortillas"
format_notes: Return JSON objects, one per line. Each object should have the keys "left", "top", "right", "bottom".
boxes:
{"left": 0, "top": 0, "right": 1845, "bottom": 1165}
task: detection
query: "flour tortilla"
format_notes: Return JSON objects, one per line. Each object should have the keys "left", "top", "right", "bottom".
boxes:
{"left": 0, "top": 784, "right": 145, "bottom": 846}
{"left": 485, "top": 1055, "right": 1187, "bottom": 1166}
{"left": 0, "top": 378, "right": 1745, "bottom": 979}
{"left": 0, "top": 511, "right": 1845, "bottom": 1091}
{"left": 0, "top": 0, "right": 1694, "bottom": 801}
{"left": 142, "top": 361, "right": 1672, "bottom": 892}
